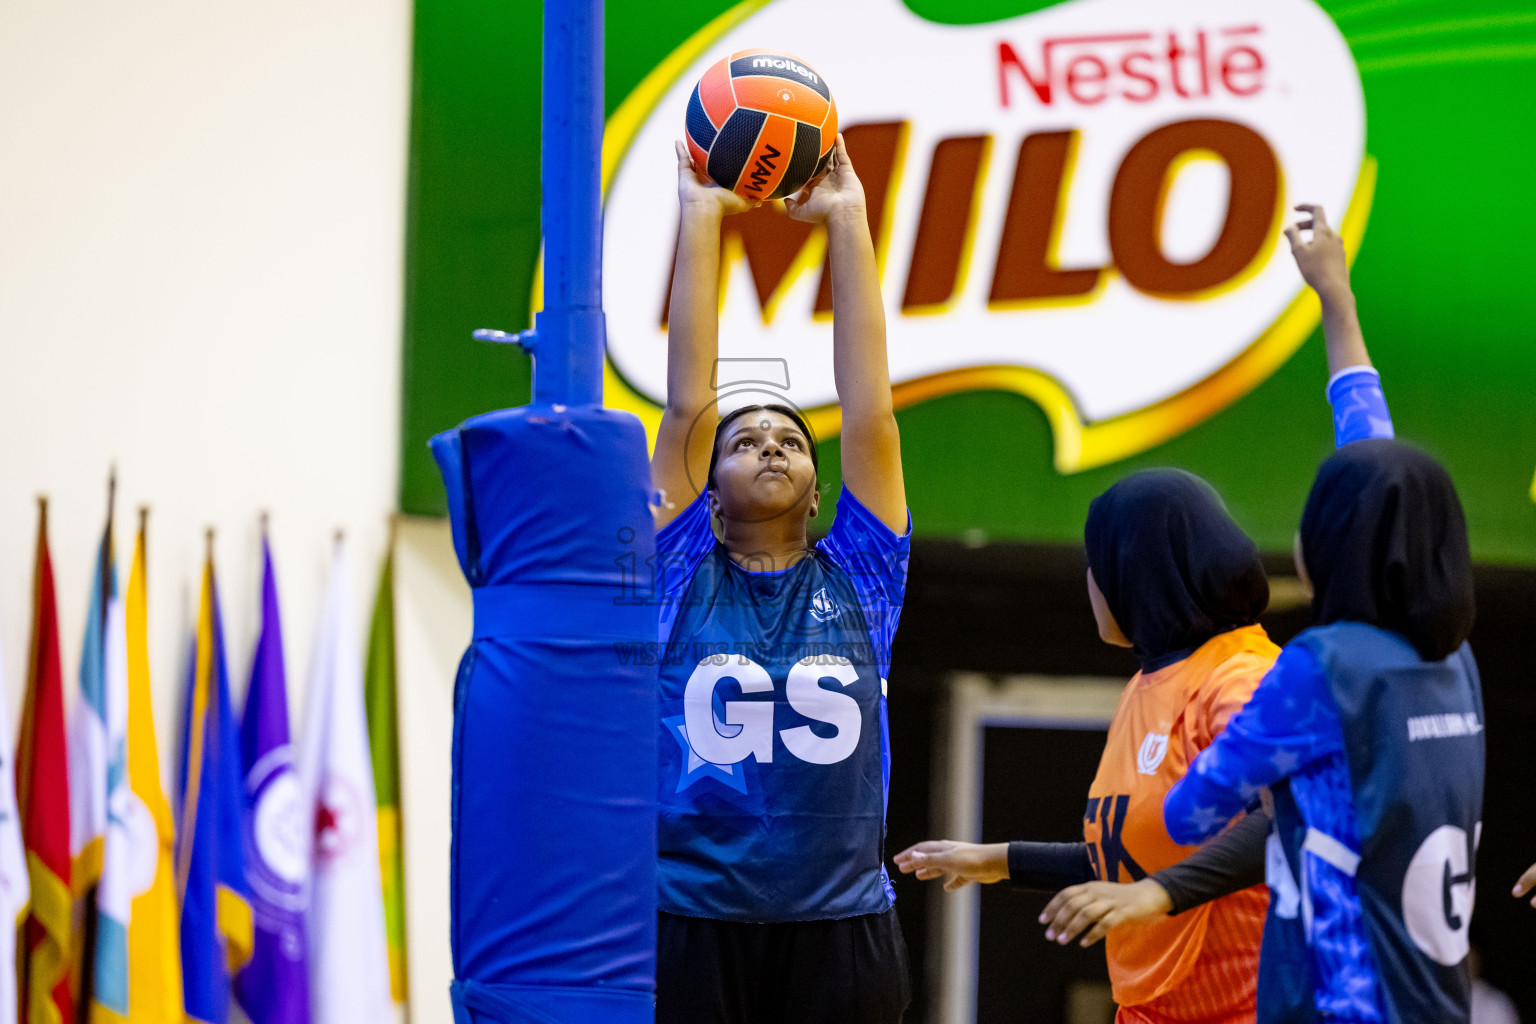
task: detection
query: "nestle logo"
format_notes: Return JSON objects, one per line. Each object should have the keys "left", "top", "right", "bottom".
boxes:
{"left": 753, "top": 56, "right": 820, "bottom": 83}
{"left": 999, "top": 25, "right": 1266, "bottom": 107}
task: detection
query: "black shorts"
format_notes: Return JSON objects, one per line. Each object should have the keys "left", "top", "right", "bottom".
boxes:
{"left": 656, "top": 908, "right": 911, "bottom": 1024}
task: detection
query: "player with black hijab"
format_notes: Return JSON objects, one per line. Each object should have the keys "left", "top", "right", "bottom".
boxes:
{"left": 1166, "top": 207, "right": 1484, "bottom": 1024}
{"left": 1083, "top": 468, "right": 1271, "bottom": 673}
{"left": 1299, "top": 440, "right": 1475, "bottom": 661}
{"left": 898, "top": 467, "right": 1281, "bottom": 1023}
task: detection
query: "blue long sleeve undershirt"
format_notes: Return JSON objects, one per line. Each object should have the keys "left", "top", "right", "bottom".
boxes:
{"left": 1163, "top": 363, "right": 1395, "bottom": 1023}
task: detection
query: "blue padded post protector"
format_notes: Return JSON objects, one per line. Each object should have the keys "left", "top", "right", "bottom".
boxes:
{"left": 433, "top": 403, "right": 658, "bottom": 1024}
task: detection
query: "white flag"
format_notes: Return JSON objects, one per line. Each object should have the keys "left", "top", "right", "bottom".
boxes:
{"left": 299, "top": 543, "right": 393, "bottom": 1023}
{"left": 0, "top": 631, "right": 32, "bottom": 1024}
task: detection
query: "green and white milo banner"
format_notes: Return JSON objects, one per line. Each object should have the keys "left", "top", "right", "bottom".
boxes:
{"left": 401, "top": 0, "right": 1536, "bottom": 562}
{"left": 603, "top": 0, "right": 1370, "bottom": 475}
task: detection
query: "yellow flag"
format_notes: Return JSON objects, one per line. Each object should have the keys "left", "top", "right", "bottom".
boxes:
{"left": 117, "top": 522, "right": 185, "bottom": 1024}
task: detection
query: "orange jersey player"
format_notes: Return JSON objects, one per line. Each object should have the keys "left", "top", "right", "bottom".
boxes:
{"left": 1079, "top": 613, "right": 1273, "bottom": 1022}
{"left": 897, "top": 470, "right": 1275, "bottom": 1023}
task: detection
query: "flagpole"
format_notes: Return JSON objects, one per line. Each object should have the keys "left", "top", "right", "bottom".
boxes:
{"left": 137, "top": 506, "right": 149, "bottom": 591}
{"left": 101, "top": 465, "right": 118, "bottom": 621}
{"left": 27, "top": 494, "right": 49, "bottom": 729}
{"left": 18, "top": 495, "right": 49, "bottom": 807}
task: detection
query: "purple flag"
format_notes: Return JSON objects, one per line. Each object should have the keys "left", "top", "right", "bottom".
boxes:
{"left": 235, "top": 538, "right": 312, "bottom": 1024}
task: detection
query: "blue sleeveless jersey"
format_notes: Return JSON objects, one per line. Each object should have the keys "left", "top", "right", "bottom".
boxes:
{"left": 654, "top": 487, "right": 910, "bottom": 922}
{"left": 1266, "top": 623, "right": 1484, "bottom": 1024}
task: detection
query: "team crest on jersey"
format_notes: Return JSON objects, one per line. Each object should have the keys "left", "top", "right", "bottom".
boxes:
{"left": 810, "top": 587, "right": 840, "bottom": 623}
{"left": 596, "top": 0, "right": 1372, "bottom": 472}
{"left": 1137, "top": 732, "right": 1170, "bottom": 775}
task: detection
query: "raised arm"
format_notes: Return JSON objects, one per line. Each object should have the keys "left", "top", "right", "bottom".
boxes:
{"left": 652, "top": 141, "right": 752, "bottom": 530}
{"left": 785, "top": 136, "right": 907, "bottom": 533}
{"left": 1285, "top": 204, "right": 1393, "bottom": 446}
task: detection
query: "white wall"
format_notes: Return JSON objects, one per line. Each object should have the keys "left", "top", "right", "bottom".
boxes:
{"left": 394, "top": 518, "right": 469, "bottom": 1021}
{"left": 0, "top": 1, "right": 462, "bottom": 1020}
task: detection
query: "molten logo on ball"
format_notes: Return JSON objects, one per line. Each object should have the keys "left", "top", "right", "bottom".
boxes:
{"left": 750, "top": 56, "right": 820, "bottom": 84}
{"left": 686, "top": 48, "right": 838, "bottom": 200}
{"left": 598, "top": 0, "right": 1372, "bottom": 471}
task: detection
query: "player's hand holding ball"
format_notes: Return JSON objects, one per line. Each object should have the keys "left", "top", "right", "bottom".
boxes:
{"left": 783, "top": 134, "right": 866, "bottom": 225}
{"left": 676, "top": 139, "right": 753, "bottom": 219}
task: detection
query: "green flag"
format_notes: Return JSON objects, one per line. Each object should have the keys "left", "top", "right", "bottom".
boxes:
{"left": 365, "top": 532, "right": 408, "bottom": 1005}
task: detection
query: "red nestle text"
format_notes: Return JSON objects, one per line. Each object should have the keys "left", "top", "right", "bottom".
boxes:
{"left": 998, "top": 26, "right": 1265, "bottom": 108}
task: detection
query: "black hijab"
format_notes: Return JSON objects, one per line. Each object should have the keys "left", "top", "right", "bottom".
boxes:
{"left": 1300, "top": 439, "right": 1474, "bottom": 661}
{"left": 1085, "top": 470, "right": 1269, "bottom": 673}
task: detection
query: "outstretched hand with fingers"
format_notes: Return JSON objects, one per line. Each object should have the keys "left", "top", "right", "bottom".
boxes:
{"left": 675, "top": 139, "right": 754, "bottom": 217}
{"left": 1284, "top": 204, "right": 1351, "bottom": 305}
{"left": 1038, "top": 879, "right": 1173, "bottom": 948}
{"left": 784, "top": 134, "right": 867, "bottom": 224}
{"left": 1514, "top": 862, "right": 1536, "bottom": 907}
{"left": 892, "top": 840, "right": 1009, "bottom": 892}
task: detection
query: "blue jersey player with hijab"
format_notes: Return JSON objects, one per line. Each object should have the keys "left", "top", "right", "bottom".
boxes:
{"left": 1165, "top": 206, "right": 1484, "bottom": 1024}
{"left": 649, "top": 135, "right": 912, "bottom": 1024}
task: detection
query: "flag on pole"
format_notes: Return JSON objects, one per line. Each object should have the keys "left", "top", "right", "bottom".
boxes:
{"left": 364, "top": 527, "right": 408, "bottom": 1007}
{"left": 68, "top": 480, "right": 131, "bottom": 1020}
{"left": 17, "top": 497, "right": 73, "bottom": 1024}
{"left": 235, "top": 530, "right": 311, "bottom": 1024}
{"left": 300, "top": 541, "right": 392, "bottom": 1024}
{"left": 176, "top": 541, "right": 253, "bottom": 1024}
{"left": 87, "top": 579, "right": 132, "bottom": 1022}
{"left": 122, "top": 513, "right": 186, "bottom": 1023}
{"left": 67, "top": 526, "right": 109, "bottom": 915}
{"left": 0, "top": 625, "right": 34, "bottom": 1024}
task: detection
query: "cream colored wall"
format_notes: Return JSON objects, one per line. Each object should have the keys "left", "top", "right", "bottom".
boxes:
{"left": 0, "top": 1, "right": 468, "bottom": 1021}
{"left": 395, "top": 518, "right": 469, "bottom": 1019}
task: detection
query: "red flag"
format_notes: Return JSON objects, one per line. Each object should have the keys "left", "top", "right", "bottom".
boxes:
{"left": 16, "top": 498, "right": 73, "bottom": 1024}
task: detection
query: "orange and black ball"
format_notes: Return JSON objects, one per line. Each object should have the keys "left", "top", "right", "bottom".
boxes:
{"left": 685, "top": 50, "right": 838, "bottom": 201}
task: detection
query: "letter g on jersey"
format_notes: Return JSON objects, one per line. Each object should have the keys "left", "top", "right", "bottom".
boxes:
{"left": 1402, "top": 823, "right": 1480, "bottom": 966}
{"left": 682, "top": 655, "right": 863, "bottom": 767}
{"left": 684, "top": 657, "right": 777, "bottom": 765}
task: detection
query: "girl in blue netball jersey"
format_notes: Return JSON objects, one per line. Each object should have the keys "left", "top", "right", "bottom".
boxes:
{"left": 649, "top": 135, "right": 911, "bottom": 1024}
{"left": 1165, "top": 206, "right": 1484, "bottom": 1024}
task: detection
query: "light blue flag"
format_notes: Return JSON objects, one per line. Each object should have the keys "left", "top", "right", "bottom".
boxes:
{"left": 68, "top": 524, "right": 134, "bottom": 1020}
